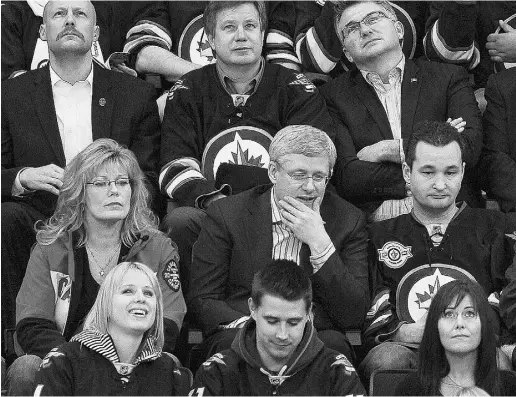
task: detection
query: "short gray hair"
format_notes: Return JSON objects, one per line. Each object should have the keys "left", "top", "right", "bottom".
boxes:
{"left": 333, "top": 0, "right": 398, "bottom": 44}
{"left": 269, "top": 125, "right": 337, "bottom": 171}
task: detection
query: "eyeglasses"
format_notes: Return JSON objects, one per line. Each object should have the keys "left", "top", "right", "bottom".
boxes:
{"left": 341, "top": 11, "right": 390, "bottom": 39}
{"left": 278, "top": 164, "right": 330, "bottom": 186}
{"left": 86, "top": 178, "right": 131, "bottom": 189}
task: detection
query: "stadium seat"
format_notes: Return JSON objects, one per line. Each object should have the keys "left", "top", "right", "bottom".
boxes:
{"left": 369, "top": 368, "right": 416, "bottom": 396}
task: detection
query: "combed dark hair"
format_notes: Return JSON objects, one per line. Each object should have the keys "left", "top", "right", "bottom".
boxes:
{"left": 406, "top": 121, "right": 465, "bottom": 168}
{"left": 332, "top": 0, "right": 398, "bottom": 44}
{"left": 418, "top": 280, "right": 501, "bottom": 395}
{"left": 251, "top": 260, "right": 312, "bottom": 312}
{"left": 203, "top": 1, "right": 267, "bottom": 38}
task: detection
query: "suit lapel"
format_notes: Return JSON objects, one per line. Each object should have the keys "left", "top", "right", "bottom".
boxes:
{"left": 245, "top": 187, "right": 274, "bottom": 266}
{"left": 401, "top": 60, "right": 422, "bottom": 143}
{"left": 32, "top": 67, "right": 66, "bottom": 165}
{"left": 351, "top": 71, "right": 392, "bottom": 139}
{"left": 91, "top": 63, "right": 114, "bottom": 141}
{"left": 320, "top": 191, "right": 336, "bottom": 237}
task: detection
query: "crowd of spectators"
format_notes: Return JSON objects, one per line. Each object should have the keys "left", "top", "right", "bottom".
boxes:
{"left": 1, "top": 0, "right": 516, "bottom": 395}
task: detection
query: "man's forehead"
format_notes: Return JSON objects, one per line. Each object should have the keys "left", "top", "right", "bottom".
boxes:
{"left": 257, "top": 295, "right": 308, "bottom": 317}
{"left": 279, "top": 154, "right": 330, "bottom": 171}
{"left": 414, "top": 141, "right": 462, "bottom": 166}
{"left": 217, "top": 3, "right": 259, "bottom": 22}
{"left": 339, "top": 2, "right": 385, "bottom": 25}
{"left": 45, "top": 0, "right": 94, "bottom": 14}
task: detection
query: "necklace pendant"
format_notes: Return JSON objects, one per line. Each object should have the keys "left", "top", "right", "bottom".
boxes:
{"left": 100, "top": 270, "right": 105, "bottom": 277}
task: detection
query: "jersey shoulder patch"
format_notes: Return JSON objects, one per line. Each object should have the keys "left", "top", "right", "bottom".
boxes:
{"left": 377, "top": 241, "right": 413, "bottom": 269}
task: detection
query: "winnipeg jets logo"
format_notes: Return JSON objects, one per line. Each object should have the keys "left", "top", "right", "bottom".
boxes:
{"left": 396, "top": 265, "right": 476, "bottom": 323}
{"left": 202, "top": 126, "right": 273, "bottom": 181}
{"left": 179, "top": 15, "right": 216, "bottom": 66}
{"left": 378, "top": 241, "right": 413, "bottom": 268}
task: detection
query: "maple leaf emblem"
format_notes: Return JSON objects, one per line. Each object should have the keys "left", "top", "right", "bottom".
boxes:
{"left": 197, "top": 39, "right": 214, "bottom": 62}
{"left": 415, "top": 271, "right": 442, "bottom": 310}
{"left": 228, "top": 136, "right": 265, "bottom": 167}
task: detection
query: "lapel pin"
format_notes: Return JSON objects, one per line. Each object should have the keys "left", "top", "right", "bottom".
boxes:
{"left": 99, "top": 98, "right": 106, "bottom": 106}
{"left": 410, "top": 78, "right": 417, "bottom": 83}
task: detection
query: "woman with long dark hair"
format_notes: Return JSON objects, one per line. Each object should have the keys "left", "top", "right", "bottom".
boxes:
{"left": 396, "top": 280, "right": 516, "bottom": 395}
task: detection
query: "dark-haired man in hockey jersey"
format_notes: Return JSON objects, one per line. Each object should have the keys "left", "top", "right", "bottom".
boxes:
{"left": 159, "top": 1, "right": 334, "bottom": 294}
{"left": 361, "top": 121, "right": 515, "bottom": 384}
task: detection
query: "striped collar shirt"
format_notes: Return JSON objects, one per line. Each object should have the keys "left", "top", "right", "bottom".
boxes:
{"left": 361, "top": 56, "right": 411, "bottom": 222}
{"left": 361, "top": 55, "right": 405, "bottom": 141}
{"left": 270, "top": 189, "right": 335, "bottom": 273}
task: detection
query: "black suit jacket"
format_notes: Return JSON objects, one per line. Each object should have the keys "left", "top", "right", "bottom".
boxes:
{"left": 478, "top": 68, "right": 516, "bottom": 212}
{"left": 189, "top": 184, "right": 370, "bottom": 336}
{"left": 320, "top": 58, "right": 483, "bottom": 213}
{"left": 1, "top": 63, "right": 160, "bottom": 216}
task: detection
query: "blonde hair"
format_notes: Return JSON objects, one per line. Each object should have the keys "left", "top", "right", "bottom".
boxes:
{"left": 36, "top": 139, "right": 158, "bottom": 247}
{"left": 83, "top": 261, "right": 165, "bottom": 352}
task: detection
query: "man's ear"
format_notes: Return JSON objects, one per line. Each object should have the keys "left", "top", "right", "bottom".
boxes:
{"left": 93, "top": 25, "right": 100, "bottom": 42}
{"left": 39, "top": 24, "right": 47, "bottom": 41}
{"left": 394, "top": 20, "right": 404, "bottom": 41}
{"left": 248, "top": 297, "right": 257, "bottom": 320}
{"left": 308, "top": 304, "right": 314, "bottom": 322}
{"left": 402, "top": 161, "right": 411, "bottom": 184}
{"left": 268, "top": 161, "right": 279, "bottom": 184}
{"left": 207, "top": 32, "right": 215, "bottom": 50}
{"left": 343, "top": 46, "right": 353, "bottom": 63}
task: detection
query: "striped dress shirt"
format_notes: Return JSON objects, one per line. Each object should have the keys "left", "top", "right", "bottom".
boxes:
{"left": 270, "top": 190, "right": 335, "bottom": 273}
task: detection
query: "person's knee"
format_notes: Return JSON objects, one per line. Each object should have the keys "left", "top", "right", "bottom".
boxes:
{"left": 6, "top": 355, "right": 42, "bottom": 396}
{"left": 361, "top": 343, "right": 417, "bottom": 371}
{"left": 318, "top": 330, "right": 355, "bottom": 362}
{"left": 161, "top": 207, "right": 206, "bottom": 238}
{"left": 2, "top": 202, "right": 31, "bottom": 234}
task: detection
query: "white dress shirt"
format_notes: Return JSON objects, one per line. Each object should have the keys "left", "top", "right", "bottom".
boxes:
{"left": 12, "top": 65, "right": 94, "bottom": 196}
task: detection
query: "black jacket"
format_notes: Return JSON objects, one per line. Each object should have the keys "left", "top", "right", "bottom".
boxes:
{"left": 35, "top": 328, "right": 192, "bottom": 396}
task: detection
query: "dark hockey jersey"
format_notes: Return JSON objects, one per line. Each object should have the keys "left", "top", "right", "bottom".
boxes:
{"left": 159, "top": 62, "right": 334, "bottom": 208}
{"left": 365, "top": 204, "right": 515, "bottom": 347}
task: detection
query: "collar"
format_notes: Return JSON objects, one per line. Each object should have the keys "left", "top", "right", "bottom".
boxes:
{"left": 27, "top": 0, "right": 48, "bottom": 17}
{"left": 361, "top": 54, "right": 405, "bottom": 87}
{"left": 50, "top": 63, "right": 94, "bottom": 87}
{"left": 270, "top": 188, "right": 283, "bottom": 226}
{"left": 216, "top": 57, "right": 265, "bottom": 95}
{"left": 71, "top": 328, "right": 161, "bottom": 370}
{"left": 410, "top": 201, "right": 467, "bottom": 227}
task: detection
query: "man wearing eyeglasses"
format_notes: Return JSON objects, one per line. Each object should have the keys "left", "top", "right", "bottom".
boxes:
{"left": 188, "top": 125, "right": 369, "bottom": 369}
{"left": 320, "top": 0, "right": 482, "bottom": 222}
